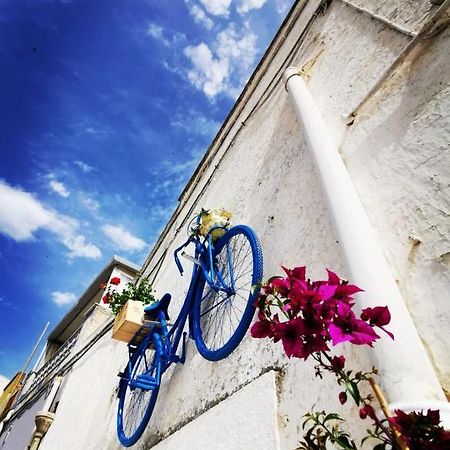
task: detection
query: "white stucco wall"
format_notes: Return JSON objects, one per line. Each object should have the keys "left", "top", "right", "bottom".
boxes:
{"left": 6, "top": 1, "right": 449, "bottom": 449}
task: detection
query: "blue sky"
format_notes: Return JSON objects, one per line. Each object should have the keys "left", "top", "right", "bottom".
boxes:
{"left": 0, "top": 0, "right": 292, "bottom": 387}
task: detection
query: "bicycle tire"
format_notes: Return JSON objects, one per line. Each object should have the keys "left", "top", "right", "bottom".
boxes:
{"left": 192, "top": 224, "right": 263, "bottom": 361}
{"left": 117, "top": 334, "right": 161, "bottom": 447}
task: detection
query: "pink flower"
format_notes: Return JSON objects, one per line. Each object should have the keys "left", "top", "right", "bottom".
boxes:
{"left": 250, "top": 312, "right": 274, "bottom": 339}
{"left": 329, "top": 303, "right": 379, "bottom": 346}
{"left": 339, "top": 392, "right": 347, "bottom": 405}
{"left": 273, "top": 318, "right": 305, "bottom": 358}
{"left": 271, "top": 277, "right": 290, "bottom": 297}
{"left": 317, "top": 283, "right": 338, "bottom": 301}
{"left": 326, "top": 269, "right": 363, "bottom": 304}
{"left": 282, "top": 266, "right": 306, "bottom": 281}
{"left": 330, "top": 355, "right": 345, "bottom": 372}
{"left": 359, "top": 404, "right": 377, "bottom": 420}
{"left": 110, "top": 277, "right": 121, "bottom": 285}
{"left": 389, "top": 409, "right": 450, "bottom": 450}
{"left": 297, "top": 333, "right": 329, "bottom": 360}
{"left": 361, "top": 306, "right": 394, "bottom": 340}
{"left": 326, "top": 269, "right": 341, "bottom": 285}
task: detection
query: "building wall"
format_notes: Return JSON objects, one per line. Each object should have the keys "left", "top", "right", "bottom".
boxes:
{"left": 7, "top": 1, "right": 450, "bottom": 449}
{"left": 0, "top": 391, "right": 47, "bottom": 450}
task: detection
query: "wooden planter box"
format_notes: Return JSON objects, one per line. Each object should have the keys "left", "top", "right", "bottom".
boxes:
{"left": 112, "top": 300, "right": 144, "bottom": 343}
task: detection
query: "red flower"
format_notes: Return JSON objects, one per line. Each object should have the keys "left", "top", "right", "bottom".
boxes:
{"left": 297, "top": 333, "right": 329, "bottom": 360}
{"left": 338, "top": 392, "right": 347, "bottom": 405}
{"left": 273, "top": 318, "right": 305, "bottom": 358}
{"left": 361, "top": 306, "right": 394, "bottom": 340}
{"left": 389, "top": 409, "right": 450, "bottom": 450}
{"left": 330, "top": 355, "right": 345, "bottom": 372}
{"left": 110, "top": 277, "right": 121, "bottom": 285}
{"left": 250, "top": 312, "right": 274, "bottom": 339}
{"left": 271, "top": 277, "right": 290, "bottom": 297}
{"left": 282, "top": 265, "right": 306, "bottom": 281}
{"left": 102, "top": 295, "right": 110, "bottom": 304}
{"left": 329, "top": 303, "right": 379, "bottom": 346}
{"left": 326, "top": 269, "right": 363, "bottom": 303}
{"left": 359, "top": 404, "right": 377, "bottom": 420}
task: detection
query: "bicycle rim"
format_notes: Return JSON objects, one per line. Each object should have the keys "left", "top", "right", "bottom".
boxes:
{"left": 117, "top": 336, "right": 161, "bottom": 447}
{"left": 193, "top": 225, "right": 263, "bottom": 361}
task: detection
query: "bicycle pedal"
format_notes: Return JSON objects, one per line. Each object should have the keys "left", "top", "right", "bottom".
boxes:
{"left": 134, "top": 374, "right": 159, "bottom": 390}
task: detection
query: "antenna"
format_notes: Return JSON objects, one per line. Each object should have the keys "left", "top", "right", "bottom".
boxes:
{"left": 10, "top": 322, "right": 50, "bottom": 410}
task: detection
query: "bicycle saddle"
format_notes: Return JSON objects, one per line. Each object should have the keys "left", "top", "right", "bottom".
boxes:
{"left": 144, "top": 293, "right": 171, "bottom": 320}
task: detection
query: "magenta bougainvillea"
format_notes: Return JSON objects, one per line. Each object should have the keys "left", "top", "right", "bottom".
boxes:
{"left": 251, "top": 266, "right": 392, "bottom": 358}
{"left": 251, "top": 266, "right": 450, "bottom": 450}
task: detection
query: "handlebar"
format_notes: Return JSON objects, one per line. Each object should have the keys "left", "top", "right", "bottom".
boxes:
{"left": 173, "top": 237, "right": 193, "bottom": 275}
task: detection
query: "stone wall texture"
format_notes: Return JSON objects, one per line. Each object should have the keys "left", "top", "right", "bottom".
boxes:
{"left": 4, "top": 1, "right": 448, "bottom": 449}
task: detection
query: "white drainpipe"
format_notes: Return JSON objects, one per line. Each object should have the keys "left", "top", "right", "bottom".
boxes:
{"left": 283, "top": 68, "right": 448, "bottom": 422}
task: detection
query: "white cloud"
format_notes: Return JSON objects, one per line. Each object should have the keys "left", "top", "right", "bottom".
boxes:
{"left": 198, "top": 0, "right": 232, "bottom": 17}
{"left": 171, "top": 110, "right": 219, "bottom": 137}
{"left": 147, "top": 23, "right": 170, "bottom": 46}
{"left": 188, "top": 3, "right": 214, "bottom": 29}
{"left": 0, "top": 180, "right": 102, "bottom": 259}
{"left": 79, "top": 195, "right": 100, "bottom": 211}
{"left": 184, "top": 43, "right": 229, "bottom": 97}
{"left": 74, "top": 161, "right": 94, "bottom": 173}
{"left": 147, "top": 22, "right": 186, "bottom": 48}
{"left": 275, "top": 0, "right": 293, "bottom": 15}
{"left": 101, "top": 224, "right": 147, "bottom": 253}
{"left": 184, "top": 25, "right": 257, "bottom": 98}
{"left": 0, "top": 374, "right": 9, "bottom": 391}
{"left": 237, "top": 0, "right": 267, "bottom": 14}
{"left": 63, "top": 235, "right": 102, "bottom": 259}
{"left": 51, "top": 291, "right": 77, "bottom": 306}
{"left": 216, "top": 26, "right": 257, "bottom": 70}
{"left": 49, "top": 180, "right": 70, "bottom": 198}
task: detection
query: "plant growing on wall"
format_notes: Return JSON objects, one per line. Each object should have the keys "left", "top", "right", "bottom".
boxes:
{"left": 101, "top": 277, "right": 155, "bottom": 315}
{"left": 251, "top": 266, "right": 450, "bottom": 450}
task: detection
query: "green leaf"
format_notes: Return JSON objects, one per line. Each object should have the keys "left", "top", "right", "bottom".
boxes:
{"left": 334, "top": 435, "right": 354, "bottom": 450}
{"left": 324, "top": 413, "right": 343, "bottom": 423}
{"left": 345, "top": 381, "right": 361, "bottom": 405}
{"left": 373, "top": 444, "right": 387, "bottom": 450}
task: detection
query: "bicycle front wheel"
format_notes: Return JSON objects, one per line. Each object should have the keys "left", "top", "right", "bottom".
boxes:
{"left": 117, "top": 334, "right": 161, "bottom": 447}
{"left": 193, "top": 224, "right": 263, "bottom": 361}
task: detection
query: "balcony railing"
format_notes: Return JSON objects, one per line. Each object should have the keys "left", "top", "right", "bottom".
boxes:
{"left": 21, "top": 327, "right": 82, "bottom": 399}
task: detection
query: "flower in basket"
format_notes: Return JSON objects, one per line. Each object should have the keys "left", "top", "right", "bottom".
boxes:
{"left": 101, "top": 277, "right": 155, "bottom": 315}
{"left": 192, "top": 208, "right": 232, "bottom": 241}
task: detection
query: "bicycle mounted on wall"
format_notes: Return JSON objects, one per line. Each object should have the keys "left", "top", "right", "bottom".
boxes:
{"left": 116, "top": 214, "right": 263, "bottom": 447}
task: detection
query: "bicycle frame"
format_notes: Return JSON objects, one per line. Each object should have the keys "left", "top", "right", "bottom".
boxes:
{"left": 124, "top": 227, "right": 234, "bottom": 388}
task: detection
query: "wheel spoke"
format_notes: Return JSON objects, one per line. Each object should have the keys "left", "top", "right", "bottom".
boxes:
{"left": 117, "top": 338, "right": 160, "bottom": 446}
{"left": 194, "top": 226, "right": 263, "bottom": 359}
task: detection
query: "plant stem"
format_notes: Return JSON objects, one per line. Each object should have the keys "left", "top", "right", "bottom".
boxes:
{"left": 368, "top": 378, "right": 410, "bottom": 450}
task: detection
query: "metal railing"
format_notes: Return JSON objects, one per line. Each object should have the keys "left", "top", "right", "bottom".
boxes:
{"left": 21, "top": 327, "right": 82, "bottom": 398}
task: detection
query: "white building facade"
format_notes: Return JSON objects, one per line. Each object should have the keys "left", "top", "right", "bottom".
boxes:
{"left": 1, "top": 0, "right": 449, "bottom": 448}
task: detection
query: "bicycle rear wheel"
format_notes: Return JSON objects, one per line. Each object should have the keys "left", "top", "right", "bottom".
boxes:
{"left": 117, "top": 334, "right": 161, "bottom": 447}
{"left": 192, "top": 224, "right": 263, "bottom": 361}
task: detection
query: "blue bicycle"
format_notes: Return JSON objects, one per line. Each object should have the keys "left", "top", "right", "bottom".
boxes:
{"left": 116, "top": 221, "right": 263, "bottom": 447}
